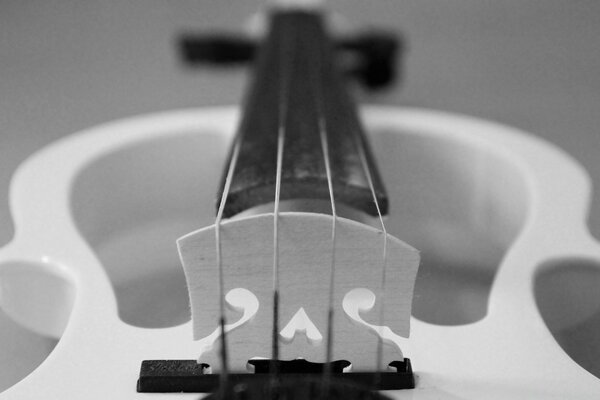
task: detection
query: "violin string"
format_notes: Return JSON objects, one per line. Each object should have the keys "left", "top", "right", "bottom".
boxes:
{"left": 355, "top": 132, "right": 389, "bottom": 378}
{"left": 214, "top": 134, "right": 242, "bottom": 392}
{"left": 271, "top": 101, "right": 286, "bottom": 365}
{"left": 271, "top": 126, "right": 285, "bottom": 360}
{"left": 318, "top": 115, "right": 338, "bottom": 369}
{"left": 271, "top": 17, "right": 294, "bottom": 375}
{"left": 308, "top": 22, "right": 338, "bottom": 395}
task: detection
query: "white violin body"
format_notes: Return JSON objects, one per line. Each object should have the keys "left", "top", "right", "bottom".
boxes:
{"left": 1, "top": 106, "right": 600, "bottom": 399}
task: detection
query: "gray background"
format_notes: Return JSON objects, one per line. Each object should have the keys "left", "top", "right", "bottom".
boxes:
{"left": 1, "top": 0, "right": 599, "bottom": 243}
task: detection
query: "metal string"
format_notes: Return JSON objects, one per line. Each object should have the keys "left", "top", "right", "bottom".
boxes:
{"left": 214, "top": 135, "right": 243, "bottom": 395}
{"left": 271, "top": 19, "right": 294, "bottom": 372}
{"left": 271, "top": 102, "right": 286, "bottom": 364}
{"left": 318, "top": 115, "right": 338, "bottom": 370}
{"left": 354, "top": 132, "right": 389, "bottom": 379}
{"left": 210, "top": 14, "right": 391, "bottom": 400}
{"left": 213, "top": 14, "right": 389, "bottom": 397}
{"left": 307, "top": 29, "right": 339, "bottom": 397}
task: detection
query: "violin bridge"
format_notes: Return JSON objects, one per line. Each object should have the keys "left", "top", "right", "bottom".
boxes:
{"left": 177, "top": 212, "right": 420, "bottom": 372}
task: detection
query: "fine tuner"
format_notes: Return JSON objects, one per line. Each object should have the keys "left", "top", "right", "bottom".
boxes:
{"left": 1, "top": 2, "right": 600, "bottom": 400}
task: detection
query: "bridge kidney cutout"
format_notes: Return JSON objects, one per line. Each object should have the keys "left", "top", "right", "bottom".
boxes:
{"left": 196, "top": 288, "right": 259, "bottom": 365}
{"left": 178, "top": 212, "right": 418, "bottom": 371}
{"left": 196, "top": 286, "right": 402, "bottom": 371}
{"left": 343, "top": 288, "right": 406, "bottom": 351}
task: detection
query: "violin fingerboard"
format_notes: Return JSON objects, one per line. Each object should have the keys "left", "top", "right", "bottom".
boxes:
{"left": 217, "top": 11, "right": 388, "bottom": 218}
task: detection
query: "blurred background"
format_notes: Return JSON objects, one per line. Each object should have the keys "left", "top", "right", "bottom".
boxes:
{"left": 1, "top": 0, "right": 599, "bottom": 245}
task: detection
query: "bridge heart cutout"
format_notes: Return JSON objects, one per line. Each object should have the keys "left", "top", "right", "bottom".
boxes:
{"left": 280, "top": 307, "right": 323, "bottom": 345}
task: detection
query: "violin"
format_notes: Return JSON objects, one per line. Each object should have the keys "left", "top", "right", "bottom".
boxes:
{"left": 1, "top": 1, "right": 600, "bottom": 399}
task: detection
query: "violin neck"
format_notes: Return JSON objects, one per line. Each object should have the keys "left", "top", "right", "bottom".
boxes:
{"left": 218, "top": 10, "right": 388, "bottom": 218}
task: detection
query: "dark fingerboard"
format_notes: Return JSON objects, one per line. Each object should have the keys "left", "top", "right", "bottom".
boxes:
{"left": 218, "top": 10, "right": 388, "bottom": 218}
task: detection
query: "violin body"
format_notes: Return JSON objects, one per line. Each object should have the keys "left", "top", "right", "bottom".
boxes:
{"left": 1, "top": 106, "right": 599, "bottom": 398}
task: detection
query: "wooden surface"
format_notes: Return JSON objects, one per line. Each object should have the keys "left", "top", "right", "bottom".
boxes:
{"left": 219, "top": 11, "right": 387, "bottom": 218}
{"left": 178, "top": 212, "right": 419, "bottom": 371}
